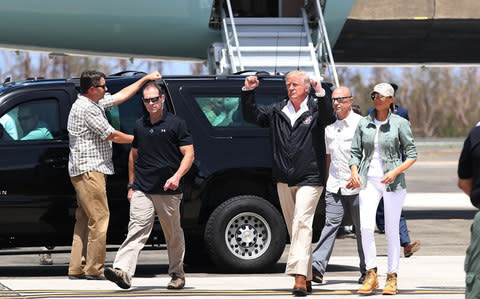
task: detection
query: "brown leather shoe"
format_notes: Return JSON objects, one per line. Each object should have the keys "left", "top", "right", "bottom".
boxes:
{"left": 167, "top": 274, "right": 185, "bottom": 290}
{"left": 292, "top": 274, "right": 307, "bottom": 297}
{"left": 404, "top": 240, "right": 421, "bottom": 257}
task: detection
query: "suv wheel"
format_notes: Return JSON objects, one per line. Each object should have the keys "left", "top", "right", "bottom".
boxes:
{"left": 204, "top": 195, "right": 287, "bottom": 272}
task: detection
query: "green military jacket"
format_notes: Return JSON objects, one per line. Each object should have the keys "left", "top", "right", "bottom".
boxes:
{"left": 349, "top": 110, "right": 417, "bottom": 192}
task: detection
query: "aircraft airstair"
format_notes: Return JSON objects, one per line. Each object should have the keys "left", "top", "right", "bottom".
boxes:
{"left": 208, "top": 0, "right": 339, "bottom": 86}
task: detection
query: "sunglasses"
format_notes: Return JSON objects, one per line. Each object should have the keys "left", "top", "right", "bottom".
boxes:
{"left": 332, "top": 96, "right": 352, "bottom": 103}
{"left": 142, "top": 96, "right": 161, "bottom": 103}
{"left": 95, "top": 84, "right": 107, "bottom": 90}
{"left": 371, "top": 94, "right": 391, "bottom": 101}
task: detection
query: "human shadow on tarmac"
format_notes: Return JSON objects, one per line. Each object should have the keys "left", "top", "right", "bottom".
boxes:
{"left": 0, "top": 262, "right": 288, "bottom": 277}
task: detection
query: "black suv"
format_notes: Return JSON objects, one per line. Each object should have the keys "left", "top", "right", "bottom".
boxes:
{"left": 0, "top": 73, "right": 328, "bottom": 272}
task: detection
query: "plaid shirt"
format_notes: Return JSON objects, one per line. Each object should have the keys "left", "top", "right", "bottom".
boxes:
{"left": 68, "top": 94, "right": 116, "bottom": 177}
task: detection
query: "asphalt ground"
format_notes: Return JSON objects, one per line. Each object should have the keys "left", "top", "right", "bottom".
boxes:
{"left": 0, "top": 140, "right": 474, "bottom": 298}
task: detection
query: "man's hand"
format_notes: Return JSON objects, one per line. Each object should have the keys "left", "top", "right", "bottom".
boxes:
{"left": 346, "top": 172, "right": 362, "bottom": 189}
{"left": 145, "top": 71, "right": 162, "bottom": 81}
{"left": 244, "top": 76, "right": 259, "bottom": 90}
{"left": 164, "top": 174, "right": 181, "bottom": 191}
{"left": 310, "top": 78, "right": 324, "bottom": 94}
{"left": 127, "top": 188, "right": 134, "bottom": 202}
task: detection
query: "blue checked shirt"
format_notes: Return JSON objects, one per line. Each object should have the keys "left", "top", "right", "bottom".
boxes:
{"left": 67, "top": 94, "right": 116, "bottom": 177}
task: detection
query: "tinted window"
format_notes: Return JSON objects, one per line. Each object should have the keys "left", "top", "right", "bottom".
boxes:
{"left": 193, "top": 94, "right": 284, "bottom": 127}
{"left": 105, "top": 94, "right": 144, "bottom": 134}
{"left": 0, "top": 99, "right": 59, "bottom": 141}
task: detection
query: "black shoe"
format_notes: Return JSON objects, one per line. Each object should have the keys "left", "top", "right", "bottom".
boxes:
{"left": 68, "top": 274, "right": 85, "bottom": 280}
{"left": 358, "top": 273, "right": 366, "bottom": 284}
{"left": 312, "top": 267, "right": 323, "bottom": 283}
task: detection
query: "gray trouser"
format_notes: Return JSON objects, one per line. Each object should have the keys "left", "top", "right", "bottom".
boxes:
{"left": 312, "top": 191, "right": 366, "bottom": 276}
{"left": 113, "top": 190, "right": 185, "bottom": 279}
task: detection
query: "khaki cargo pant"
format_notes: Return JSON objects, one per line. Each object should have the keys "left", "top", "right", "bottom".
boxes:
{"left": 69, "top": 171, "right": 109, "bottom": 276}
{"left": 113, "top": 190, "right": 185, "bottom": 279}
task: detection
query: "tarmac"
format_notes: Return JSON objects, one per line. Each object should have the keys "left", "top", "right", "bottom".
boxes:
{"left": 0, "top": 142, "right": 474, "bottom": 298}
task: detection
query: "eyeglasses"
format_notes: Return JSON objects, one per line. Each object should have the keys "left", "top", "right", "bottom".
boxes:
{"left": 95, "top": 84, "right": 107, "bottom": 90}
{"left": 332, "top": 96, "right": 352, "bottom": 103}
{"left": 18, "top": 114, "right": 33, "bottom": 121}
{"left": 371, "top": 94, "right": 391, "bottom": 101}
{"left": 142, "top": 96, "right": 161, "bottom": 103}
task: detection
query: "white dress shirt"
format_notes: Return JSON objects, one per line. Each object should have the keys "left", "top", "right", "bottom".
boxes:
{"left": 282, "top": 96, "right": 310, "bottom": 127}
{"left": 325, "top": 110, "right": 363, "bottom": 195}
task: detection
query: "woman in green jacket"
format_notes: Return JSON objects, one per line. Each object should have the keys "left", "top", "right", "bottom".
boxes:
{"left": 347, "top": 83, "right": 417, "bottom": 295}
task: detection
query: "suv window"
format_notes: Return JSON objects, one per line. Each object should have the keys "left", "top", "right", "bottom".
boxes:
{"left": 104, "top": 94, "right": 144, "bottom": 134}
{"left": 193, "top": 94, "right": 284, "bottom": 127}
{"left": 0, "top": 99, "right": 59, "bottom": 141}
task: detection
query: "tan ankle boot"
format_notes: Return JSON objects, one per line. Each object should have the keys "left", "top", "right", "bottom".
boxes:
{"left": 383, "top": 272, "right": 398, "bottom": 295}
{"left": 358, "top": 268, "right": 378, "bottom": 294}
{"left": 292, "top": 274, "right": 307, "bottom": 297}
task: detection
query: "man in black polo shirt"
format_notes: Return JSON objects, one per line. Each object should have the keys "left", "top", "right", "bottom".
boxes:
{"left": 104, "top": 81, "right": 194, "bottom": 290}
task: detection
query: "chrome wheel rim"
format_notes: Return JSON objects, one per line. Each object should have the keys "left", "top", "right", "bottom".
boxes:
{"left": 224, "top": 212, "right": 272, "bottom": 260}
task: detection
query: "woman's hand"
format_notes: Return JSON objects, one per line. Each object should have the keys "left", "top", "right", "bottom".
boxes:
{"left": 381, "top": 170, "right": 398, "bottom": 185}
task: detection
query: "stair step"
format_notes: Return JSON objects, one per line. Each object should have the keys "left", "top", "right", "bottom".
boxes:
{"left": 232, "top": 46, "right": 312, "bottom": 52}
{"left": 234, "top": 66, "right": 318, "bottom": 75}
{"left": 233, "top": 58, "right": 316, "bottom": 67}
{"left": 225, "top": 18, "right": 304, "bottom": 25}
{"left": 236, "top": 32, "right": 307, "bottom": 38}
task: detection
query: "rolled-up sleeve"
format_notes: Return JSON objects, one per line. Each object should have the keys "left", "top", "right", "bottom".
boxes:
{"left": 349, "top": 123, "right": 363, "bottom": 167}
{"left": 398, "top": 119, "right": 417, "bottom": 160}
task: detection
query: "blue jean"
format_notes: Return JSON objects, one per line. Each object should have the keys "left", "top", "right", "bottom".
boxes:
{"left": 376, "top": 198, "right": 411, "bottom": 247}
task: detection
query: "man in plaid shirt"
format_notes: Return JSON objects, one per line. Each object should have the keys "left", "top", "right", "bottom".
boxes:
{"left": 67, "top": 70, "right": 161, "bottom": 280}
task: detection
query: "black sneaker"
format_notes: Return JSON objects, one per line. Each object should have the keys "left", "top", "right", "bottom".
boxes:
{"left": 312, "top": 267, "right": 323, "bottom": 283}
{"left": 104, "top": 267, "right": 131, "bottom": 289}
{"left": 358, "top": 273, "right": 366, "bottom": 284}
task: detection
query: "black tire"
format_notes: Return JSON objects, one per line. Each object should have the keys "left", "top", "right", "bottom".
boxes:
{"left": 204, "top": 195, "right": 287, "bottom": 272}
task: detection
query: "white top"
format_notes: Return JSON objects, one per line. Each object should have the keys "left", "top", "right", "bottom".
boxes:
{"left": 367, "top": 118, "right": 388, "bottom": 178}
{"left": 281, "top": 96, "right": 309, "bottom": 127}
{"left": 325, "top": 111, "right": 362, "bottom": 195}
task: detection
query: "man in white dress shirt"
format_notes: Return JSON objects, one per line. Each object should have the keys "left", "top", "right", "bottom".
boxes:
{"left": 311, "top": 86, "right": 366, "bottom": 284}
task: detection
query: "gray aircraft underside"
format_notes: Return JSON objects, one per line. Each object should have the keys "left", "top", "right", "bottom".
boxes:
{"left": 0, "top": 0, "right": 478, "bottom": 65}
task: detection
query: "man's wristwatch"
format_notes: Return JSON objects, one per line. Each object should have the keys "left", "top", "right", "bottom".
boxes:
{"left": 127, "top": 183, "right": 134, "bottom": 190}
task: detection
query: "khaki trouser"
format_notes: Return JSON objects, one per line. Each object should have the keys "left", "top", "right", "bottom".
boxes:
{"left": 69, "top": 171, "right": 109, "bottom": 276}
{"left": 113, "top": 190, "right": 185, "bottom": 279}
{"left": 277, "top": 183, "right": 323, "bottom": 280}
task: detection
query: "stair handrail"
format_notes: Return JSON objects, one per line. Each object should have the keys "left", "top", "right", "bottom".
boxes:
{"left": 220, "top": 9, "right": 237, "bottom": 73}
{"left": 300, "top": 8, "right": 321, "bottom": 81}
{"left": 224, "top": 0, "right": 244, "bottom": 71}
{"left": 313, "top": 0, "right": 340, "bottom": 87}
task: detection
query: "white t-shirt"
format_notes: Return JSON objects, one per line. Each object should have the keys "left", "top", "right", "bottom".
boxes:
{"left": 367, "top": 118, "right": 387, "bottom": 178}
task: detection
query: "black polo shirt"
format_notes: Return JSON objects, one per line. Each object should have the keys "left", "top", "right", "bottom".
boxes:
{"left": 132, "top": 111, "right": 193, "bottom": 194}
{"left": 458, "top": 125, "right": 480, "bottom": 208}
